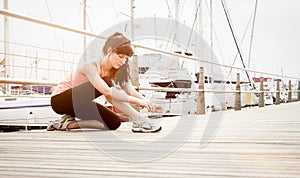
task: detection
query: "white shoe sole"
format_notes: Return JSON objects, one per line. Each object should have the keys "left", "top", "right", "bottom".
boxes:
{"left": 132, "top": 126, "right": 162, "bottom": 133}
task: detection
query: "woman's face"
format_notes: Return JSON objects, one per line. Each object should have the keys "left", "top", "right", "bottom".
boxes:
{"left": 109, "top": 52, "right": 129, "bottom": 69}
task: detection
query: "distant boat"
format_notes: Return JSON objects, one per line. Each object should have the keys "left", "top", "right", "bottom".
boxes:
{"left": 0, "top": 95, "right": 58, "bottom": 126}
{"left": 138, "top": 53, "right": 198, "bottom": 115}
{"left": 137, "top": 52, "right": 254, "bottom": 113}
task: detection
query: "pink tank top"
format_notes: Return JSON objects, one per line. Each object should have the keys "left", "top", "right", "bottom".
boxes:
{"left": 52, "top": 62, "right": 101, "bottom": 96}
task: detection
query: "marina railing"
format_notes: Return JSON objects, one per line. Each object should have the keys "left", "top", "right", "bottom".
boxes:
{"left": 1, "top": 9, "right": 300, "bottom": 114}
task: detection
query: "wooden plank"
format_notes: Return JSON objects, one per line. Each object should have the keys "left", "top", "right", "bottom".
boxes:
{"left": 0, "top": 102, "right": 299, "bottom": 177}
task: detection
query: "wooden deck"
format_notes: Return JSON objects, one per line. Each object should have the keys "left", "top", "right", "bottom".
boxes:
{"left": 0, "top": 102, "right": 300, "bottom": 177}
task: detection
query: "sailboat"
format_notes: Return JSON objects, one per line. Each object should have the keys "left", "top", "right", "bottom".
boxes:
{"left": 2, "top": 0, "right": 297, "bottom": 129}
{"left": 137, "top": 53, "right": 198, "bottom": 115}
{"left": 0, "top": 0, "right": 233, "bottom": 119}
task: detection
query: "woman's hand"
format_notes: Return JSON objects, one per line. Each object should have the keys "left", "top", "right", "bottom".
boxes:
{"left": 122, "top": 82, "right": 164, "bottom": 112}
{"left": 138, "top": 99, "right": 153, "bottom": 112}
{"left": 152, "top": 105, "right": 163, "bottom": 113}
{"left": 138, "top": 99, "right": 164, "bottom": 113}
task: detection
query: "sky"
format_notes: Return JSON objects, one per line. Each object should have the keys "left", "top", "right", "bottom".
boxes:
{"left": 1, "top": 0, "right": 300, "bottom": 83}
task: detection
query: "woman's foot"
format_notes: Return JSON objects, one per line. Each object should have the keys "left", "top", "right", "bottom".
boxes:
{"left": 47, "top": 115, "right": 75, "bottom": 131}
{"left": 132, "top": 115, "right": 162, "bottom": 133}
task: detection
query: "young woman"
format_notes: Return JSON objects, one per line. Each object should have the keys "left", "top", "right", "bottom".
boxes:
{"left": 47, "top": 32, "right": 161, "bottom": 133}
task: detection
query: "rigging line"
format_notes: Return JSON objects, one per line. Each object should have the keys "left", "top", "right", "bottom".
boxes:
{"left": 202, "top": 0, "right": 248, "bottom": 84}
{"left": 179, "top": 0, "right": 186, "bottom": 21}
{"left": 165, "top": 25, "right": 175, "bottom": 50}
{"left": 111, "top": 0, "right": 120, "bottom": 25}
{"left": 164, "top": 0, "right": 180, "bottom": 51}
{"left": 111, "top": 0, "right": 124, "bottom": 34}
{"left": 45, "top": 0, "right": 65, "bottom": 74}
{"left": 203, "top": 0, "right": 227, "bottom": 81}
{"left": 222, "top": 1, "right": 236, "bottom": 40}
{"left": 185, "top": 0, "right": 201, "bottom": 51}
{"left": 0, "top": 40, "right": 95, "bottom": 57}
{"left": 84, "top": 4, "right": 93, "bottom": 32}
{"left": 203, "top": 0, "right": 215, "bottom": 76}
{"left": 228, "top": 9, "right": 255, "bottom": 78}
{"left": 146, "top": 55, "right": 162, "bottom": 72}
{"left": 165, "top": 0, "right": 173, "bottom": 18}
{"left": 212, "top": 25, "right": 225, "bottom": 70}
{"left": 163, "top": 15, "right": 175, "bottom": 51}
{"left": 172, "top": 0, "right": 179, "bottom": 49}
{"left": 220, "top": 0, "right": 253, "bottom": 87}
{"left": 0, "top": 52, "right": 77, "bottom": 64}
{"left": 45, "top": 0, "right": 61, "bottom": 52}
{"left": 83, "top": 2, "right": 103, "bottom": 60}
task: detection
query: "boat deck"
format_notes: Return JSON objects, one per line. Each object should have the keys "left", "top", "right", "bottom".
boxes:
{"left": 0, "top": 102, "right": 300, "bottom": 177}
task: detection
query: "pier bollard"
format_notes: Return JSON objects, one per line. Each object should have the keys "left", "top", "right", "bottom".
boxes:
{"left": 288, "top": 80, "right": 292, "bottom": 103}
{"left": 234, "top": 73, "right": 241, "bottom": 111}
{"left": 298, "top": 81, "right": 300, "bottom": 101}
{"left": 275, "top": 79, "right": 280, "bottom": 105}
{"left": 197, "top": 67, "right": 205, "bottom": 115}
{"left": 130, "top": 55, "right": 140, "bottom": 111}
{"left": 258, "top": 77, "right": 265, "bottom": 107}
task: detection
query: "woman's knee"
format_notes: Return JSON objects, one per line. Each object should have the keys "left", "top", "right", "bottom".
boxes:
{"left": 96, "top": 104, "right": 121, "bottom": 130}
{"left": 106, "top": 118, "right": 121, "bottom": 130}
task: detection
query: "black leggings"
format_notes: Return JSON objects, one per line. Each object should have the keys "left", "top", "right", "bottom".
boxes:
{"left": 51, "top": 80, "right": 121, "bottom": 130}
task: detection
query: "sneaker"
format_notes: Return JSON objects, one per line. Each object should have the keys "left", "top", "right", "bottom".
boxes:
{"left": 132, "top": 115, "right": 162, "bottom": 133}
{"left": 47, "top": 115, "right": 75, "bottom": 131}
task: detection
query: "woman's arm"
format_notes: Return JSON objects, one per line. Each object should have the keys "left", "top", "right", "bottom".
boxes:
{"left": 123, "top": 81, "right": 164, "bottom": 112}
{"left": 122, "top": 81, "right": 145, "bottom": 100}
{"left": 78, "top": 62, "right": 149, "bottom": 107}
{"left": 79, "top": 62, "right": 111, "bottom": 96}
{"left": 122, "top": 82, "right": 155, "bottom": 111}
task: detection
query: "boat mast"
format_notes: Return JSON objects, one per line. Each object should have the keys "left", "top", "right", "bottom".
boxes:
{"left": 130, "top": 0, "right": 135, "bottom": 42}
{"left": 175, "top": 0, "right": 179, "bottom": 46}
{"left": 210, "top": 0, "right": 213, "bottom": 77}
{"left": 174, "top": 0, "right": 181, "bottom": 69}
{"left": 1, "top": 0, "right": 9, "bottom": 94}
{"left": 83, "top": 0, "right": 87, "bottom": 62}
{"left": 196, "top": 0, "right": 203, "bottom": 48}
{"left": 248, "top": 0, "right": 258, "bottom": 68}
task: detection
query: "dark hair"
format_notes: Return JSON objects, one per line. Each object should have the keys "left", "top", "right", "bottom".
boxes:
{"left": 103, "top": 32, "right": 133, "bottom": 86}
{"left": 114, "top": 62, "right": 131, "bottom": 87}
{"left": 102, "top": 32, "right": 134, "bottom": 57}
{"left": 114, "top": 44, "right": 134, "bottom": 56}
